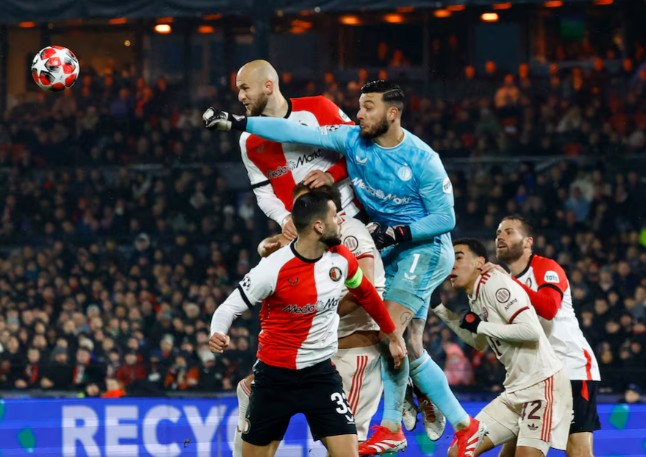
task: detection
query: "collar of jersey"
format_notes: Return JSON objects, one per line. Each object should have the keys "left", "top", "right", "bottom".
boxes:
{"left": 514, "top": 253, "right": 534, "bottom": 279}
{"left": 290, "top": 239, "right": 321, "bottom": 263}
{"left": 373, "top": 129, "right": 407, "bottom": 150}
{"left": 260, "top": 98, "right": 292, "bottom": 119}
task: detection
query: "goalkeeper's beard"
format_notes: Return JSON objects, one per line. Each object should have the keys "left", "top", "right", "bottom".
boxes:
{"left": 360, "top": 116, "right": 389, "bottom": 139}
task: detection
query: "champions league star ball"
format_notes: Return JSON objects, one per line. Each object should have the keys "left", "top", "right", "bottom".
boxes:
{"left": 31, "top": 45, "right": 80, "bottom": 92}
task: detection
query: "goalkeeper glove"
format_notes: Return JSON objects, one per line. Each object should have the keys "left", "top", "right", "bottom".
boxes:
{"left": 459, "top": 311, "right": 482, "bottom": 333}
{"left": 366, "top": 222, "right": 412, "bottom": 250}
{"left": 202, "top": 107, "right": 248, "bottom": 131}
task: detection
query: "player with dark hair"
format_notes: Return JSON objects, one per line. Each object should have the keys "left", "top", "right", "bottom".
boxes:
{"left": 433, "top": 238, "right": 572, "bottom": 457}
{"left": 204, "top": 79, "right": 484, "bottom": 456}
{"left": 209, "top": 190, "right": 406, "bottom": 457}
{"left": 481, "top": 215, "right": 601, "bottom": 457}
{"left": 250, "top": 182, "right": 387, "bottom": 447}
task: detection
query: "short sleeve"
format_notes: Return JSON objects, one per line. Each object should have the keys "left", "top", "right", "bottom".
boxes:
{"left": 532, "top": 257, "right": 568, "bottom": 297}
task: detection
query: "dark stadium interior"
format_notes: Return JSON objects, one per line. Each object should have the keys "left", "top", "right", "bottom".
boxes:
{"left": 0, "top": 0, "right": 644, "bottom": 415}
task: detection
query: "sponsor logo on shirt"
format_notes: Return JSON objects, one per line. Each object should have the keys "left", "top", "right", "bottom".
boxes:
{"left": 544, "top": 270, "right": 560, "bottom": 283}
{"left": 281, "top": 297, "right": 340, "bottom": 314}
{"left": 351, "top": 177, "right": 411, "bottom": 205}
{"left": 329, "top": 267, "right": 342, "bottom": 282}
{"left": 282, "top": 304, "right": 318, "bottom": 314}
{"left": 339, "top": 108, "right": 351, "bottom": 122}
{"left": 267, "top": 150, "right": 323, "bottom": 179}
{"left": 397, "top": 165, "right": 412, "bottom": 182}
{"left": 504, "top": 298, "right": 518, "bottom": 311}
{"left": 354, "top": 155, "right": 368, "bottom": 164}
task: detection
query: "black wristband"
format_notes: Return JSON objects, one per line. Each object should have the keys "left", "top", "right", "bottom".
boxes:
{"left": 229, "top": 114, "right": 248, "bottom": 131}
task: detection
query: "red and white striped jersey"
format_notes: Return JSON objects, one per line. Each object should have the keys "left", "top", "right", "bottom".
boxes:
{"left": 516, "top": 255, "right": 600, "bottom": 381}
{"left": 238, "top": 242, "right": 361, "bottom": 370}
{"left": 469, "top": 270, "right": 563, "bottom": 392}
{"left": 239, "top": 96, "right": 359, "bottom": 226}
{"left": 337, "top": 216, "right": 385, "bottom": 338}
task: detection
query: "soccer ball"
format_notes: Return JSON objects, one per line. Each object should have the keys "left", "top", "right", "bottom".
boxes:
{"left": 31, "top": 45, "right": 80, "bottom": 92}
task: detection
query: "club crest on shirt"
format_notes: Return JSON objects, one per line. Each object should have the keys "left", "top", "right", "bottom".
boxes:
{"left": 397, "top": 165, "right": 412, "bottom": 182}
{"left": 479, "top": 306, "right": 489, "bottom": 321}
{"left": 495, "top": 288, "right": 511, "bottom": 303}
{"left": 343, "top": 236, "right": 359, "bottom": 252}
{"left": 287, "top": 277, "right": 299, "bottom": 286}
{"left": 329, "top": 266, "right": 342, "bottom": 282}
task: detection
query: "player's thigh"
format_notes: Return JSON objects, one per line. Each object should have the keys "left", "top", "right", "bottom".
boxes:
{"left": 321, "top": 434, "right": 359, "bottom": 457}
{"left": 476, "top": 394, "right": 519, "bottom": 448}
{"left": 242, "top": 373, "right": 254, "bottom": 391}
{"left": 241, "top": 440, "right": 280, "bottom": 457}
{"left": 570, "top": 380, "right": 601, "bottom": 434}
{"left": 333, "top": 345, "right": 382, "bottom": 441}
{"left": 514, "top": 370, "right": 572, "bottom": 454}
{"left": 301, "top": 361, "right": 358, "bottom": 442}
{"left": 243, "top": 362, "right": 295, "bottom": 446}
{"left": 383, "top": 236, "right": 453, "bottom": 319}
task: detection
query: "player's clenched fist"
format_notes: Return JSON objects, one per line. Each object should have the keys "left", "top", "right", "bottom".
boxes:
{"left": 209, "top": 331, "right": 231, "bottom": 354}
{"left": 386, "top": 333, "right": 407, "bottom": 369}
{"left": 202, "top": 107, "right": 248, "bottom": 131}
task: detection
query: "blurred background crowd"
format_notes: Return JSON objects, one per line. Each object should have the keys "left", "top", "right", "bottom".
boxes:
{"left": 0, "top": 7, "right": 645, "bottom": 400}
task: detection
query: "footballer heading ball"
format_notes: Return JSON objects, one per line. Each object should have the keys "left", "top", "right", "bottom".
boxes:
{"left": 31, "top": 45, "right": 80, "bottom": 92}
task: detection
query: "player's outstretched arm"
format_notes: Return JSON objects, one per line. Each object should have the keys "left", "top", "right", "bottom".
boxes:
{"left": 470, "top": 306, "right": 540, "bottom": 343}
{"left": 432, "top": 303, "right": 488, "bottom": 351}
{"left": 203, "top": 107, "right": 349, "bottom": 155}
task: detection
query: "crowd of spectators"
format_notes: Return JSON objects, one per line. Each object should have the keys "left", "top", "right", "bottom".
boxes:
{"left": 0, "top": 49, "right": 644, "bottom": 397}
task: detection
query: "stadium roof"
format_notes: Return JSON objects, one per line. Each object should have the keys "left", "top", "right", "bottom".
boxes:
{"left": 0, "top": 0, "right": 602, "bottom": 24}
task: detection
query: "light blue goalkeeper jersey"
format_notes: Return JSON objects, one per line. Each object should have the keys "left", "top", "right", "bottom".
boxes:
{"left": 245, "top": 118, "right": 455, "bottom": 241}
